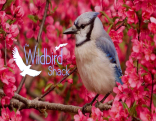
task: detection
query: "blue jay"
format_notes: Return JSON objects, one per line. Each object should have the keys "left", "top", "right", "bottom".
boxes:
{"left": 63, "top": 12, "right": 123, "bottom": 113}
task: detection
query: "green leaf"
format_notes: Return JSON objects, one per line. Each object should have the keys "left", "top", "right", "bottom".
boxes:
{"left": 39, "top": 109, "right": 48, "bottom": 118}
{"left": 44, "top": 111, "right": 48, "bottom": 118}
{"left": 122, "top": 102, "right": 129, "bottom": 109}
{"left": 141, "top": 73, "right": 147, "bottom": 77}
{"left": 141, "top": 65, "right": 148, "bottom": 72}
{"left": 53, "top": 6, "right": 58, "bottom": 13}
{"left": 122, "top": 4, "right": 131, "bottom": 9}
{"left": 107, "top": 24, "right": 113, "bottom": 34}
{"left": 65, "top": 90, "right": 70, "bottom": 103}
{"left": 44, "top": 83, "right": 53, "bottom": 92}
{"left": 0, "top": 29, "right": 5, "bottom": 34}
{"left": 129, "top": 101, "right": 137, "bottom": 116}
{"left": 153, "top": 94, "right": 156, "bottom": 107}
{"left": 100, "top": 11, "right": 113, "bottom": 24}
{"left": 2, "top": 0, "right": 14, "bottom": 10}
{"left": 112, "top": 17, "right": 119, "bottom": 22}
{"left": 57, "top": 83, "right": 63, "bottom": 87}
{"left": 28, "top": 15, "right": 37, "bottom": 23}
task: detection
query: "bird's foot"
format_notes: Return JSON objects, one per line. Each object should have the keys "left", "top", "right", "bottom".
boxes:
{"left": 82, "top": 103, "right": 92, "bottom": 115}
{"left": 95, "top": 100, "right": 103, "bottom": 108}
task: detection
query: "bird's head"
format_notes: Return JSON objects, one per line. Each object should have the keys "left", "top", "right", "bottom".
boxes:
{"left": 63, "top": 12, "right": 104, "bottom": 47}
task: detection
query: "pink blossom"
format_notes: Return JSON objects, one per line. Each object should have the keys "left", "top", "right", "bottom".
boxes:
{"left": 126, "top": 7, "right": 138, "bottom": 24}
{"left": 0, "top": 67, "right": 10, "bottom": 85}
{"left": 0, "top": 0, "right": 6, "bottom": 4}
{"left": 140, "top": 108, "right": 152, "bottom": 121}
{"left": 91, "top": 106, "right": 103, "bottom": 121}
{"left": 11, "top": 110, "right": 22, "bottom": 121}
{"left": 94, "top": 6, "right": 102, "bottom": 12}
{"left": 67, "top": 79, "right": 73, "bottom": 84}
{"left": 11, "top": 4, "right": 24, "bottom": 18}
{"left": 7, "top": 58, "right": 15, "bottom": 70}
{"left": 1, "top": 96, "right": 10, "bottom": 106}
{"left": 74, "top": 109, "right": 87, "bottom": 121}
{"left": 0, "top": 0, "right": 6, "bottom": 10}
{"left": 9, "top": 24, "right": 19, "bottom": 37}
{"left": 3, "top": 83, "right": 16, "bottom": 97}
{"left": 0, "top": 58, "right": 4, "bottom": 67}
{"left": 0, "top": 107, "right": 11, "bottom": 120}
{"left": 133, "top": 86, "right": 146, "bottom": 101}
{"left": 122, "top": 88, "right": 134, "bottom": 107}
{"left": 26, "top": 22, "right": 39, "bottom": 39}
{"left": 6, "top": 34, "right": 17, "bottom": 47}
{"left": 109, "top": 26, "right": 125, "bottom": 48}
{"left": 0, "top": 11, "right": 6, "bottom": 24}
{"left": 148, "top": 17, "right": 156, "bottom": 33}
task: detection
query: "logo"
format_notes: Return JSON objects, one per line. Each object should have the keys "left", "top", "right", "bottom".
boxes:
{"left": 13, "top": 47, "right": 41, "bottom": 77}
{"left": 13, "top": 43, "right": 68, "bottom": 77}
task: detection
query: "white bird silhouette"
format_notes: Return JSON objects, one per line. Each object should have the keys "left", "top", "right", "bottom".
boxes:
{"left": 55, "top": 43, "right": 68, "bottom": 51}
{"left": 12, "top": 47, "right": 41, "bottom": 77}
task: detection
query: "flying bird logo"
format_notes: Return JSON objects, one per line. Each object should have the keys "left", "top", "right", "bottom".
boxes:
{"left": 13, "top": 47, "right": 41, "bottom": 77}
{"left": 55, "top": 43, "right": 68, "bottom": 51}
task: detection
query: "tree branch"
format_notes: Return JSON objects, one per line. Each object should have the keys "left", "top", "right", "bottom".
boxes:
{"left": 115, "top": 20, "right": 125, "bottom": 31}
{"left": 37, "top": 67, "right": 77, "bottom": 100}
{"left": 16, "top": 0, "right": 49, "bottom": 94}
{"left": 0, "top": 89, "right": 112, "bottom": 113}
{"left": 29, "top": 112, "right": 45, "bottom": 121}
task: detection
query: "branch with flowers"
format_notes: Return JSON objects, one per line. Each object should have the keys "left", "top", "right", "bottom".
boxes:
{"left": 0, "top": 89, "right": 112, "bottom": 113}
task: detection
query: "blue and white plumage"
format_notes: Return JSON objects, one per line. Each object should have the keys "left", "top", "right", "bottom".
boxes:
{"left": 63, "top": 12, "right": 123, "bottom": 96}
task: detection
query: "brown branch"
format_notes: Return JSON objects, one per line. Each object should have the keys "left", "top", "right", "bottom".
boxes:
{"left": 0, "top": 89, "right": 112, "bottom": 113}
{"left": 115, "top": 20, "right": 125, "bottom": 31}
{"left": 29, "top": 112, "right": 45, "bottom": 121}
{"left": 37, "top": 67, "right": 77, "bottom": 100}
{"left": 16, "top": 0, "right": 49, "bottom": 94}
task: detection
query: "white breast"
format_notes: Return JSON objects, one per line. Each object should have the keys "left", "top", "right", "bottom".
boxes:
{"left": 75, "top": 40, "right": 116, "bottom": 95}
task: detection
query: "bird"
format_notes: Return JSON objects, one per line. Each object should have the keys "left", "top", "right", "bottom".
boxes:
{"left": 63, "top": 12, "right": 123, "bottom": 113}
{"left": 12, "top": 47, "right": 41, "bottom": 77}
{"left": 55, "top": 43, "right": 68, "bottom": 51}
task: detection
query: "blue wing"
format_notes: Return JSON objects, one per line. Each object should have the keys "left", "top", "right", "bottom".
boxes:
{"left": 96, "top": 37, "right": 123, "bottom": 85}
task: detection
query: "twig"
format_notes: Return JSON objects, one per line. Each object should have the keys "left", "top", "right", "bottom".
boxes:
{"left": 38, "top": 67, "right": 77, "bottom": 100}
{"left": 29, "top": 112, "right": 45, "bottom": 121}
{"left": 16, "top": 0, "right": 49, "bottom": 94}
{"left": 0, "top": 89, "right": 112, "bottom": 113}
{"left": 115, "top": 20, "right": 125, "bottom": 31}
{"left": 14, "top": 41, "right": 29, "bottom": 56}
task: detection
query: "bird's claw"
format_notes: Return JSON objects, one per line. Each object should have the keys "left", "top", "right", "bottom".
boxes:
{"left": 95, "top": 100, "right": 102, "bottom": 108}
{"left": 82, "top": 103, "right": 91, "bottom": 115}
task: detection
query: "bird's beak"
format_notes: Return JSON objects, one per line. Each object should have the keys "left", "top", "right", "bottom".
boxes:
{"left": 63, "top": 26, "right": 78, "bottom": 34}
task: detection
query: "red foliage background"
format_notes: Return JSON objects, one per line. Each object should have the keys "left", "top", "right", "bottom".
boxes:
{"left": 0, "top": 0, "right": 156, "bottom": 121}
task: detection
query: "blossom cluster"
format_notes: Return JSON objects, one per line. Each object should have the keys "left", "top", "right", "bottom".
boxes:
{"left": 0, "top": 0, "right": 24, "bottom": 120}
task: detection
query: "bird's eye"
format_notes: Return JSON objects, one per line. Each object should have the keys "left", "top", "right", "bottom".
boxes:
{"left": 81, "top": 24, "right": 85, "bottom": 29}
